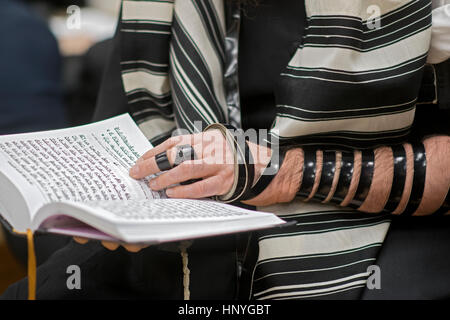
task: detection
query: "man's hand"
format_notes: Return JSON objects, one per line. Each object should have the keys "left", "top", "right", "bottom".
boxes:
{"left": 73, "top": 130, "right": 272, "bottom": 252}
{"left": 129, "top": 130, "right": 271, "bottom": 199}
{"left": 73, "top": 237, "right": 148, "bottom": 253}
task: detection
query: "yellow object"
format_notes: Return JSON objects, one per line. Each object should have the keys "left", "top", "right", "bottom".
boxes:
{"left": 26, "top": 229, "right": 36, "bottom": 300}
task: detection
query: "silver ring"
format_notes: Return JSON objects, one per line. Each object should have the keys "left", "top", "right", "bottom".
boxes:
{"left": 173, "top": 144, "right": 197, "bottom": 167}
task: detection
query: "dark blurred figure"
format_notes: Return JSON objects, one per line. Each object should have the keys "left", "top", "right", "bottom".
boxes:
{"left": 23, "top": 0, "right": 111, "bottom": 126}
{"left": 64, "top": 39, "right": 113, "bottom": 126}
{"left": 24, "top": 0, "right": 86, "bottom": 17}
{"left": 0, "top": 0, "right": 70, "bottom": 266}
{"left": 0, "top": 0, "right": 67, "bottom": 134}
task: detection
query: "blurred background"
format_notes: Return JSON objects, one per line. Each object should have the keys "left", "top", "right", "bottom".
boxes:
{"left": 0, "top": 0, "right": 120, "bottom": 293}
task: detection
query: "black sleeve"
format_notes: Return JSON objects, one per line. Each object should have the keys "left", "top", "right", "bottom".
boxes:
{"left": 92, "top": 18, "right": 128, "bottom": 122}
{"left": 436, "top": 59, "right": 450, "bottom": 113}
{"left": 412, "top": 60, "right": 450, "bottom": 140}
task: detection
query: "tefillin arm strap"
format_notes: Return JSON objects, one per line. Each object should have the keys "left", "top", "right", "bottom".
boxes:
{"left": 296, "top": 144, "right": 435, "bottom": 215}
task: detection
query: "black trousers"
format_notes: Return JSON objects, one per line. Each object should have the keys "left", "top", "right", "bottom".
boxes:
{"left": 361, "top": 216, "right": 450, "bottom": 300}
{"left": 1, "top": 236, "right": 238, "bottom": 300}
{"left": 3, "top": 217, "right": 450, "bottom": 300}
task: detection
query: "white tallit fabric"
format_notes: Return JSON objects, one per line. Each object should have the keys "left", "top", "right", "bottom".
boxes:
{"left": 118, "top": 0, "right": 433, "bottom": 299}
{"left": 428, "top": 0, "right": 450, "bottom": 63}
{"left": 120, "top": 0, "right": 432, "bottom": 149}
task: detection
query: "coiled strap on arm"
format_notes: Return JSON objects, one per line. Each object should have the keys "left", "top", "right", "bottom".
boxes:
{"left": 296, "top": 144, "right": 438, "bottom": 215}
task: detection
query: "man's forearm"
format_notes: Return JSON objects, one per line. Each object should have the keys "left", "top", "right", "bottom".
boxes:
{"left": 246, "top": 136, "right": 450, "bottom": 215}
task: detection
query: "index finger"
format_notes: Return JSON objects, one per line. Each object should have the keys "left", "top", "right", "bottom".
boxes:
{"left": 129, "top": 156, "right": 161, "bottom": 179}
{"left": 137, "top": 136, "right": 182, "bottom": 164}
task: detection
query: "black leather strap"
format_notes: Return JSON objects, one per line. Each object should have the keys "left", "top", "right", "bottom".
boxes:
{"left": 349, "top": 150, "right": 374, "bottom": 209}
{"left": 155, "top": 151, "right": 172, "bottom": 171}
{"left": 244, "top": 147, "right": 287, "bottom": 200}
{"left": 297, "top": 148, "right": 316, "bottom": 198}
{"left": 402, "top": 143, "right": 427, "bottom": 215}
{"left": 384, "top": 145, "right": 407, "bottom": 212}
{"left": 314, "top": 151, "right": 336, "bottom": 201}
{"left": 205, "top": 123, "right": 248, "bottom": 203}
{"left": 222, "top": 125, "right": 250, "bottom": 203}
{"left": 239, "top": 137, "right": 256, "bottom": 201}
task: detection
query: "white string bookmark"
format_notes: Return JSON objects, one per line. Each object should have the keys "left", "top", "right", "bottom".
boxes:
{"left": 179, "top": 241, "right": 193, "bottom": 300}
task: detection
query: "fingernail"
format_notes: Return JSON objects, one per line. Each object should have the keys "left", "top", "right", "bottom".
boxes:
{"left": 129, "top": 165, "right": 140, "bottom": 177}
{"left": 166, "top": 189, "right": 173, "bottom": 197}
{"left": 149, "top": 179, "right": 157, "bottom": 189}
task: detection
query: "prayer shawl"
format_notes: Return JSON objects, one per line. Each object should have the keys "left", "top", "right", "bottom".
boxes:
{"left": 118, "top": 0, "right": 431, "bottom": 299}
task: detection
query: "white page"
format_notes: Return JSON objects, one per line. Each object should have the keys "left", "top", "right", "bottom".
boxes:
{"left": 32, "top": 199, "right": 285, "bottom": 243}
{"left": 0, "top": 114, "right": 161, "bottom": 220}
{"left": 72, "top": 199, "right": 267, "bottom": 223}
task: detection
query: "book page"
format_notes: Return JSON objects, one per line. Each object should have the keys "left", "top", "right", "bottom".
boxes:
{"left": 79, "top": 199, "right": 257, "bottom": 222}
{"left": 32, "top": 199, "right": 285, "bottom": 243}
{"left": 0, "top": 114, "right": 161, "bottom": 219}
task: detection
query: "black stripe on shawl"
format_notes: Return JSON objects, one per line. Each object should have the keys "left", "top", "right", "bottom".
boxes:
{"left": 192, "top": 0, "right": 226, "bottom": 65}
{"left": 307, "top": 0, "right": 428, "bottom": 30}
{"left": 171, "top": 15, "right": 227, "bottom": 122}
{"left": 253, "top": 259, "right": 375, "bottom": 297}
{"left": 273, "top": 131, "right": 412, "bottom": 150}
{"left": 121, "top": 61, "right": 169, "bottom": 75}
{"left": 284, "top": 54, "right": 427, "bottom": 85}
{"left": 276, "top": 68, "right": 424, "bottom": 113}
{"left": 120, "top": 31, "right": 171, "bottom": 67}
{"left": 128, "top": 97, "right": 173, "bottom": 119}
{"left": 170, "top": 64, "right": 209, "bottom": 132}
{"left": 276, "top": 99, "right": 416, "bottom": 120}
{"left": 303, "top": 20, "right": 431, "bottom": 52}
{"left": 254, "top": 243, "right": 381, "bottom": 275}
{"left": 121, "top": 21, "right": 172, "bottom": 33}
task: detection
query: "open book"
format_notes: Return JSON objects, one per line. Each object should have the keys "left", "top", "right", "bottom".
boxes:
{"left": 0, "top": 114, "right": 284, "bottom": 244}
